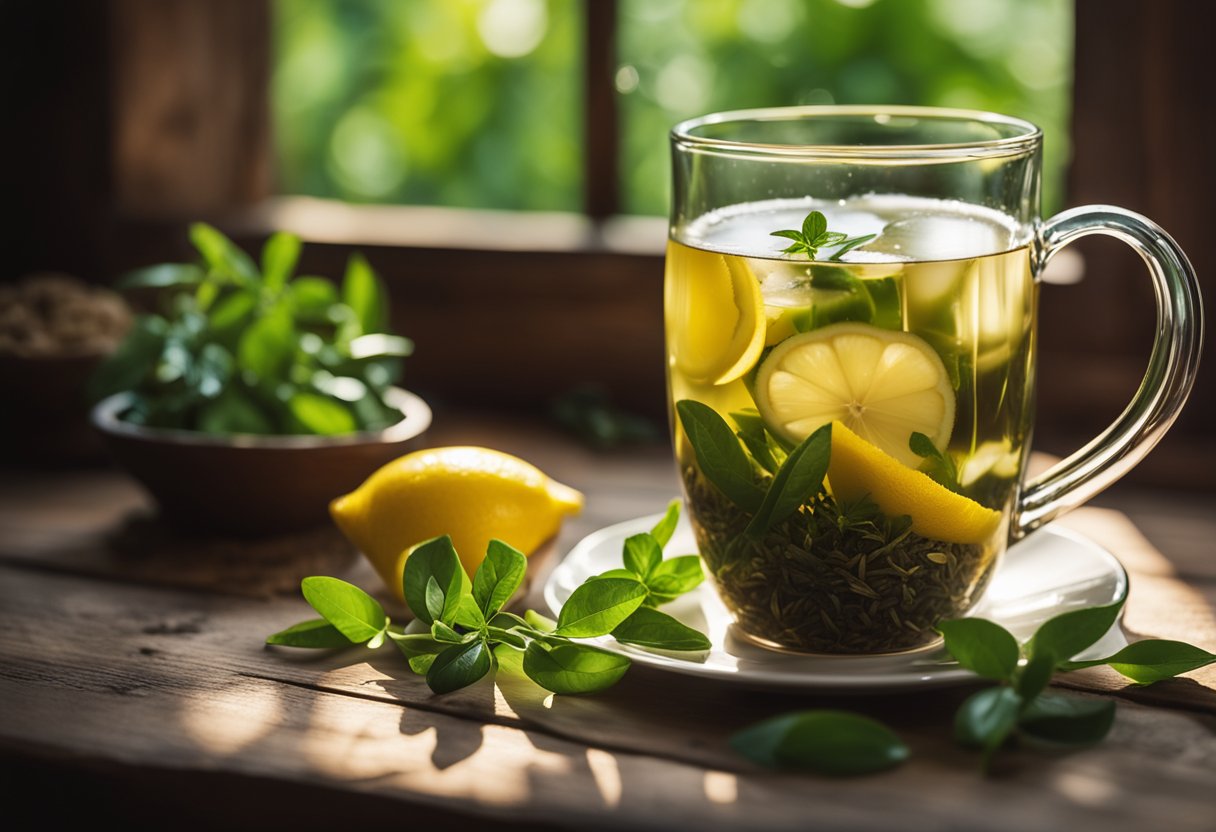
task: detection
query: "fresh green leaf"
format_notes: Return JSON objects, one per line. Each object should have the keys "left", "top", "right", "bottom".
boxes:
{"left": 490, "top": 611, "right": 530, "bottom": 630}
{"left": 196, "top": 389, "right": 273, "bottom": 435}
{"left": 611, "top": 607, "right": 711, "bottom": 651}
{"left": 287, "top": 392, "right": 357, "bottom": 435}
{"left": 426, "top": 639, "right": 492, "bottom": 694}
{"left": 623, "top": 533, "right": 663, "bottom": 579}
{"left": 300, "top": 576, "right": 387, "bottom": 643}
{"left": 118, "top": 263, "right": 206, "bottom": 290}
{"left": 954, "top": 687, "right": 1021, "bottom": 752}
{"left": 555, "top": 578, "right": 648, "bottom": 637}
{"left": 522, "top": 641, "right": 631, "bottom": 694}
{"left": 266, "top": 618, "right": 353, "bottom": 648}
{"left": 731, "top": 410, "right": 780, "bottom": 474}
{"left": 473, "top": 539, "right": 528, "bottom": 618}
{"left": 207, "top": 290, "right": 257, "bottom": 334}
{"left": 402, "top": 536, "right": 471, "bottom": 626}
{"left": 827, "top": 234, "right": 876, "bottom": 261}
{"left": 389, "top": 632, "right": 447, "bottom": 674}
{"left": 261, "top": 231, "right": 301, "bottom": 292}
{"left": 910, "top": 432, "right": 961, "bottom": 493}
{"left": 289, "top": 276, "right": 338, "bottom": 320}
{"left": 431, "top": 620, "right": 465, "bottom": 644}
{"left": 744, "top": 423, "right": 831, "bottom": 538}
{"left": 803, "top": 211, "right": 828, "bottom": 243}
{"left": 676, "top": 400, "right": 764, "bottom": 512}
{"left": 89, "top": 316, "right": 168, "bottom": 402}
{"left": 938, "top": 618, "right": 1020, "bottom": 681}
{"left": 1028, "top": 599, "right": 1125, "bottom": 664}
{"left": 453, "top": 593, "right": 487, "bottom": 630}
{"left": 237, "top": 306, "right": 295, "bottom": 380}
{"left": 525, "top": 610, "right": 557, "bottom": 633}
{"left": 644, "top": 556, "right": 705, "bottom": 604}
{"left": 342, "top": 252, "right": 387, "bottom": 334}
{"left": 594, "top": 568, "right": 641, "bottom": 581}
{"left": 1060, "top": 639, "right": 1216, "bottom": 684}
{"left": 493, "top": 643, "right": 527, "bottom": 677}
{"left": 189, "top": 223, "right": 259, "bottom": 285}
{"left": 731, "top": 710, "right": 908, "bottom": 775}
{"left": 649, "top": 499, "right": 681, "bottom": 548}
{"left": 1016, "top": 652, "right": 1057, "bottom": 701}
{"left": 486, "top": 626, "right": 527, "bottom": 650}
{"left": 770, "top": 211, "right": 876, "bottom": 261}
{"left": 1018, "top": 693, "right": 1116, "bottom": 747}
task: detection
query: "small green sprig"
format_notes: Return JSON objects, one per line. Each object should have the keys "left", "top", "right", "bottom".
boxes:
{"left": 770, "top": 210, "right": 876, "bottom": 261}
{"left": 909, "top": 432, "right": 963, "bottom": 494}
{"left": 266, "top": 503, "right": 709, "bottom": 696}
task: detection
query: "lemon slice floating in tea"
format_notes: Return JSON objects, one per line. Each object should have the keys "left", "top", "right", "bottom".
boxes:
{"left": 665, "top": 242, "right": 766, "bottom": 385}
{"left": 754, "top": 322, "right": 955, "bottom": 468}
{"left": 828, "top": 422, "right": 1001, "bottom": 545}
{"left": 330, "top": 447, "right": 584, "bottom": 601}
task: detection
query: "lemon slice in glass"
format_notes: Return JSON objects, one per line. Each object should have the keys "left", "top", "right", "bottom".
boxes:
{"left": 828, "top": 422, "right": 1001, "bottom": 545}
{"left": 754, "top": 322, "right": 955, "bottom": 468}
{"left": 666, "top": 243, "right": 766, "bottom": 385}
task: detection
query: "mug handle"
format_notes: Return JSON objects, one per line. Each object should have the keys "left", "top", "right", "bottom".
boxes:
{"left": 1014, "top": 205, "right": 1204, "bottom": 538}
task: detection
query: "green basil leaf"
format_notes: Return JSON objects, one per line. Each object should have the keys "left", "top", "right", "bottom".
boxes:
{"left": 237, "top": 306, "right": 295, "bottom": 381}
{"left": 189, "top": 222, "right": 259, "bottom": 286}
{"left": 261, "top": 231, "right": 301, "bottom": 293}
{"left": 731, "top": 410, "right": 779, "bottom": 474}
{"left": 555, "top": 578, "right": 648, "bottom": 637}
{"left": 1060, "top": 639, "right": 1216, "bottom": 684}
{"left": 490, "top": 611, "right": 530, "bottom": 630}
{"left": 118, "top": 263, "right": 206, "bottom": 290}
{"left": 826, "top": 234, "right": 876, "bottom": 262}
{"left": 402, "top": 535, "right": 471, "bottom": 626}
{"left": 676, "top": 400, "right": 764, "bottom": 512}
{"left": 1017, "top": 693, "right": 1116, "bottom": 747}
{"left": 389, "top": 632, "right": 447, "bottom": 675}
{"left": 1016, "top": 652, "right": 1057, "bottom": 701}
{"left": 731, "top": 710, "right": 908, "bottom": 775}
{"left": 770, "top": 229, "right": 804, "bottom": 242}
{"left": 623, "top": 533, "right": 662, "bottom": 579}
{"left": 453, "top": 594, "right": 487, "bottom": 630}
{"left": 493, "top": 643, "right": 527, "bottom": 677}
{"left": 644, "top": 556, "right": 705, "bottom": 604}
{"left": 196, "top": 389, "right": 273, "bottom": 435}
{"left": 649, "top": 499, "right": 681, "bottom": 547}
{"left": 426, "top": 639, "right": 492, "bottom": 694}
{"left": 300, "top": 576, "right": 387, "bottom": 643}
{"left": 89, "top": 315, "right": 168, "bottom": 401}
{"left": 431, "top": 619, "right": 464, "bottom": 645}
{"left": 473, "top": 539, "right": 528, "bottom": 618}
{"left": 1028, "top": 599, "right": 1125, "bottom": 664}
{"left": 486, "top": 626, "right": 528, "bottom": 649}
{"left": 611, "top": 607, "right": 710, "bottom": 651}
{"left": 954, "top": 687, "right": 1021, "bottom": 751}
{"left": 207, "top": 290, "right": 257, "bottom": 336}
{"left": 289, "top": 276, "right": 338, "bottom": 321}
{"left": 265, "top": 618, "right": 353, "bottom": 648}
{"left": 524, "top": 610, "right": 557, "bottom": 633}
{"left": 744, "top": 422, "right": 831, "bottom": 538}
{"left": 287, "top": 392, "right": 357, "bottom": 436}
{"left": 522, "top": 641, "right": 631, "bottom": 694}
{"left": 803, "top": 211, "right": 828, "bottom": 243}
{"left": 593, "top": 568, "right": 640, "bottom": 581}
{"left": 938, "top": 618, "right": 1020, "bottom": 681}
{"left": 342, "top": 252, "right": 387, "bottom": 334}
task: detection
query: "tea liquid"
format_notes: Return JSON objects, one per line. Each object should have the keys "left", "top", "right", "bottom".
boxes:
{"left": 666, "top": 195, "right": 1037, "bottom": 653}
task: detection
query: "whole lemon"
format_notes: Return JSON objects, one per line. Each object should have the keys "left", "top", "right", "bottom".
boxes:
{"left": 330, "top": 446, "right": 584, "bottom": 600}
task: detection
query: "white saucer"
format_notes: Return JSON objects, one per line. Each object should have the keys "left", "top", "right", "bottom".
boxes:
{"left": 543, "top": 513, "right": 1129, "bottom": 691}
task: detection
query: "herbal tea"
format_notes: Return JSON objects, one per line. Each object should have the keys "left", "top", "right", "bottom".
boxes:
{"left": 666, "top": 195, "right": 1037, "bottom": 654}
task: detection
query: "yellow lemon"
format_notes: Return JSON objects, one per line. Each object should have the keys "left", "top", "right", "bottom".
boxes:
{"left": 754, "top": 322, "right": 955, "bottom": 468}
{"left": 827, "top": 422, "right": 1001, "bottom": 545}
{"left": 330, "top": 447, "right": 584, "bottom": 600}
{"left": 665, "top": 242, "right": 766, "bottom": 385}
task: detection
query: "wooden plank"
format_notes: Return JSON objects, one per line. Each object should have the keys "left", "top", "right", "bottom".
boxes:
{"left": 1, "top": 566, "right": 1215, "bottom": 831}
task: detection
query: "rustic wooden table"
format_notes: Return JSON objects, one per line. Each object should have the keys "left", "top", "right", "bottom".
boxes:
{"left": 2, "top": 412, "right": 1214, "bottom": 831}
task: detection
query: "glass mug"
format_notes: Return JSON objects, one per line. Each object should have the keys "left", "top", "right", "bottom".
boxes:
{"left": 664, "top": 106, "right": 1202, "bottom": 655}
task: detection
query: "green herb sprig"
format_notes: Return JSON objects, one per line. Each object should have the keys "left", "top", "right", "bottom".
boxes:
{"left": 92, "top": 223, "right": 411, "bottom": 436}
{"left": 770, "top": 210, "right": 876, "bottom": 261}
{"left": 267, "top": 502, "right": 709, "bottom": 696}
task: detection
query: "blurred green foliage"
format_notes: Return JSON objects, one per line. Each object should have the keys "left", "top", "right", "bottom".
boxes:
{"left": 273, "top": 0, "right": 1072, "bottom": 216}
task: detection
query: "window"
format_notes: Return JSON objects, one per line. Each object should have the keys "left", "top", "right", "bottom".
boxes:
{"left": 272, "top": 0, "right": 1074, "bottom": 217}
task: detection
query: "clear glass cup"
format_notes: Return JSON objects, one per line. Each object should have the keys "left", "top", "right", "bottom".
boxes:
{"left": 665, "top": 106, "right": 1202, "bottom": 655}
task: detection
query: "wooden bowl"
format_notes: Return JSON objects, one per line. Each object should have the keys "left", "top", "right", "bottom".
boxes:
{"left": 92, "top": 387, "right": 432, "bottom": 536}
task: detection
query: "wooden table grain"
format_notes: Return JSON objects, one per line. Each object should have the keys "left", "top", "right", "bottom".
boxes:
{"left": 1, "top": 412, "right": 1214, "bottom": 831}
